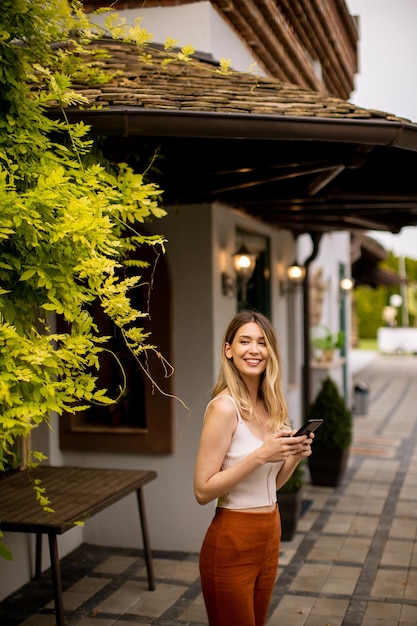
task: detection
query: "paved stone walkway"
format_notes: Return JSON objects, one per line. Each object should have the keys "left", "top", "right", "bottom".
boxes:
{"left": 1, "top": 354, "right": 416, "bottom": 625}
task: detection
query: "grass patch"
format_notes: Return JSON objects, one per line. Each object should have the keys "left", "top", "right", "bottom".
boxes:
{"left": 358, "top": 338, "right": 378, "bottom": 350}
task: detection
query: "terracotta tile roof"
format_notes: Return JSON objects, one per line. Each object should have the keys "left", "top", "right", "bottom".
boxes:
{"left": 82, "top": 0, "right": 359, "bottom": 98}
{"left": 71, "top": 40, "right": 411, "bottom": 124}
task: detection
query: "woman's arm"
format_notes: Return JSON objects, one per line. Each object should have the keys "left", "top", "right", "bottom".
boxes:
{"left": 194, "top": 396, "right": 261, "bottom": 505}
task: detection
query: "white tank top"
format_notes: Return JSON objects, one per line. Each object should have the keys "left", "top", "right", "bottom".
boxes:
{"left": 206, "top": 395, "right": 284, "bottom": 509}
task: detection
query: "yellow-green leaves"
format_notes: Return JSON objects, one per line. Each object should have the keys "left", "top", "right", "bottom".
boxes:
{"left": 102, "top": 14, "right": 152, "bottom": 47}
{"left": 217, "top": 57, "right": 232, "bottom": 75}
{"left": 33, "top": 479, "right": 54, "bottom": 514}
{"left": 177, "top": 44, "right": 195, "bottom": 63}
{"left": 164, "top": 38, "right": 178, "bottom": 52}
{"left": 0, "top": 1, "right": 167, "bottom": 483}
{"left": 0, "top": 532, "right": 12, "bottom": 561}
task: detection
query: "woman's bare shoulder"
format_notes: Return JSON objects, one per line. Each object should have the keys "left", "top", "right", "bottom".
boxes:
{"left": 205, "top": 394, "right": 238, "bottom": 421}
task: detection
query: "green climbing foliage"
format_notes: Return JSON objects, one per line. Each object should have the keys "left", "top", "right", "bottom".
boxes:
{"left": 0, "top": 0, "right": 171, "bottom": 482}
{"left": 0, "top": 0, "right": 238, "bottom": 558}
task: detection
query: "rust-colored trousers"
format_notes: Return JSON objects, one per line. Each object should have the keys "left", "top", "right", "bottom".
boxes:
{"left": 199, "top": 507, "right": 281, "bottom": 626}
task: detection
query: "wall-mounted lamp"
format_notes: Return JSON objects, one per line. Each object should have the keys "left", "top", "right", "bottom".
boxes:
{"left": 279, "top": 262, "right": 306, "bottom": 295}
{"left": 340, "top": 277, "right": 354, "bottom": 292}
{"left": 222, "top": 245, "right": 257, "bottom": 298}
{"left": 287, "top": 263, "right": 306, "bottom": 283}
{"left": 233, "top": 245, "right": 256, "bottom": 278}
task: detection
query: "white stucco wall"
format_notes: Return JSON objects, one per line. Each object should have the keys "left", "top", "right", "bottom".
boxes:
{"left": 71, "top": 204, "right": 303, "bottom": 555}
{"left": 62, "top": 204, "right": 217, "bottom": 554}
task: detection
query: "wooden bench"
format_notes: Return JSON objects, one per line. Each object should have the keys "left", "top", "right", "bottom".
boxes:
{"left": 0, "top": 465, "right": 157, "bottom": 625}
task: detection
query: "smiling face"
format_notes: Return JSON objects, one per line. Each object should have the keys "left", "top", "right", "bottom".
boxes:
{"left": 225, "top": 322, "right": 268, "bottom": 380}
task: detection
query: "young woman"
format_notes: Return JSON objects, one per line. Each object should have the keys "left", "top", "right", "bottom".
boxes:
{"left": 194, "top": 310, "right": 313, "bottom": 626}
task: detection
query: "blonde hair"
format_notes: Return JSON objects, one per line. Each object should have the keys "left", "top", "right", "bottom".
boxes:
{"left": 212, "top": 310, "right": 289, "bottom": 430}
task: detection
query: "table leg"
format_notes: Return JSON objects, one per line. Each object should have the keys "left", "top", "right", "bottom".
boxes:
{"left": 48, "top": 533, "right": 65, "bottom": 626}
{"left": 34, "top": 533, "right": 42, "bottom": 580}
{"left": 136, "top": 488, "right": 155, "bottom": 590}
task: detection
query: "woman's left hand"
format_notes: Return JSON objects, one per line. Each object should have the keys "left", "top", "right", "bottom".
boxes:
{"left": 275, "top": 433, "right": 314, "bottom": 491}
{"left": 287, "top": 431, "right": 314, "bottom": 458}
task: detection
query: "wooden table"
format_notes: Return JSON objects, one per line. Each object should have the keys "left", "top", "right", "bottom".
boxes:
{"left": 0, "top": 465, "right": 157, "bottom": 626}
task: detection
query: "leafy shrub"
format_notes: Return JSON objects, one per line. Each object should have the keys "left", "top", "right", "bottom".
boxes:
{"left": 307, "top": 377, "right": 352, "bottom": 449}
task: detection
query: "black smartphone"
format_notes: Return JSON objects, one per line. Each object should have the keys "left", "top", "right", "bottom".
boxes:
{"left": 292, "top": 419, "right": 323, "bottom": 437}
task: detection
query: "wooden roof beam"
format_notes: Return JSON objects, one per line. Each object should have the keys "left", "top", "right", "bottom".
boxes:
{"left": 214, "top": 0, "right": 324, "bottom": 91}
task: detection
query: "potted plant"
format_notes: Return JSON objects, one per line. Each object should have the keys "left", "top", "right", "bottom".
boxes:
{"left": 307, "top": 376, "right": 353, "bottom": 487}
{"left": 311, "top": 327, "right": 345, "bottom": 362}
{"left": 277, "top": 462, "right": 304, "bottom": 541}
